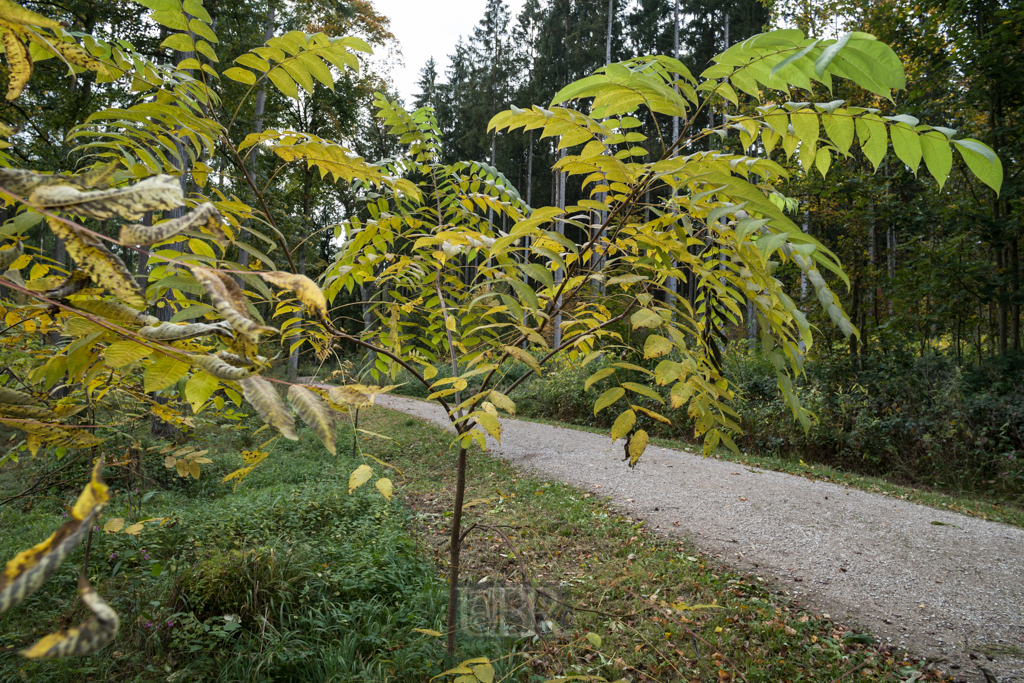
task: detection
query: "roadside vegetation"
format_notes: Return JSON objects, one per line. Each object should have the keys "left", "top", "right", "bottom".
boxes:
{"left": 1, "top": 410, "right": 957, "bottom": 682}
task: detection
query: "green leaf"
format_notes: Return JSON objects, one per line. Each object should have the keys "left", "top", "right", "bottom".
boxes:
{"left": 855, "top": 115, "right": 887, "bottom": 170}
{"left": 790, "top": 108, "right": 818, "bottom": 146}
{"left": 889, "top": 125, "right": 921, "bottom": 174}
{"left": 610, "top": 409, "right": 636, "bottom": 442}
{"left": 952, "top": 138, "right": 1002, "bottom": 195}
{"left": 822, "top": 112, "right": 854, "bottom": 155}
{"left": 920, "top": 130, "right": 952, "bottom": 190}
{"left": 594, "top": 387, "right": 624, "bottom": 415}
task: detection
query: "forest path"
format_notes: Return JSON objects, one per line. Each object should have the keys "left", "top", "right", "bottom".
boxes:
{"left": 375, "top": 394, "right": 1024, "bottom": 682}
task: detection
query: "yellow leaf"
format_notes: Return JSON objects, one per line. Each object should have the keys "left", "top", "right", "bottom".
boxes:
{"left": 474, "top": 411, "right": 501, "bottom": 443}
{"left": 287, "top": 384, "right": 336, "bottom": 454}
{"left": 260, "top": 271, "right": 328, "bottom": 321}
{"left": 627, "top": 429, "right": 649, "bottom": 467}
{"left": 22, "top": 576, "right": 119, "bottom": 658}
{"left": 189, "top": 354, "right": 255, "bottom": 381}
{"left": 47, "top": 218, "right": 145, "bottom": 308}
{"left": 2, "top": 31, "right": 31, "bottom": 101}
{"left": 143, "top": 354, "right": 190, "bottom": 392}
{"left": 175, "top": 459, "right": 187, "bottom": 477}
{"left": 103, "top": 341, "right": 153, "bottom": 368}
{"left": 0, "top": 239, "right": 23, "bottom": 270}
{"left": 119, "top": 203, "right": 226, "bottom": 246}
{"left": 412, "top": 628, "right": 443, "bottom": 637}
{"left": 48, "top": 40, "right": 109, "bottom": 76}
{"left": 487, "top": 389, "right": 515, "bottom": 416}
{"left": 184, "top": 370, "right": 220, "bottom": 413}
{"left": 139, "top": 320, "right": 234, "bottom": 343}
{"left": 123, "top": 523, "right": 144, "bottom": 535}
{"left": 348, "top": 464, "right": 372, "bottom": 493}
{"left": 102, "top": 518, "right": 124, "bottom": 533}
{"left": 503, "top": 345, "right": 542, "bottom": 375}
{"left": 0, "top": 460, "right": 108, "bottom": 614}
{"left": 0, "top": 0, "right": 62, "bottom": 28}
{"left": 610, "top": 409, "right": 635, "bottom": 443}
{"left": 163, "top": 456, "right": 176, "bottom": 468}
{"left": 375, "top": 477, "right": 393, "bottom": 501}
{"left": 192, "top": 266, "right": 277, "bottom": 339}
{"left": 188, "top": 460, "right": 200, "bottom": 479}
{"left": 643, "top": 334, "right": 673, "bottom": 359}
{"left": 239, "top": 375, "right": 297, "bottom": 440}
{"left": 445, "top": 315, "right": 456, "bottom": 331}
{"left": 31, "top": 175, "right": 183, "bottom": 221}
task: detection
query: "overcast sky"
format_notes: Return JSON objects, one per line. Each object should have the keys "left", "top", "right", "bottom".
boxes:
{"left": 371, "top": 0, "right": 527, "bottom": 106}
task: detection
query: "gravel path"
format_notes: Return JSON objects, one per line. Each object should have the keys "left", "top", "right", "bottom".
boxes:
{"left": 376, "top": 394, "right": 1024, "bottom": 682}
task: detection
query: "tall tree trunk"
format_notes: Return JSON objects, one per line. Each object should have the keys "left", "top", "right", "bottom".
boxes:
{"left": 236, "top": 7, "right": 276, "bottom": 275}
{"left": 1011, "top": 236, "right": 1020, "bottom": 351}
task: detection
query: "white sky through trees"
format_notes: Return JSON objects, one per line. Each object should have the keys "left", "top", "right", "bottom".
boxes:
{"left": 373, "top": 0, "right": 527, "bottom": 105}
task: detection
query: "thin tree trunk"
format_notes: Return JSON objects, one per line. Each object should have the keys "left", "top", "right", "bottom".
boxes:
{"left": 237, "top": 7, "right": 276, "bottom": 275}
{"left": 445, "top": 443, "right": 469, "bottom": 657}
{"left": 1012, "top": 236, "right": 1020, "bottom": 351}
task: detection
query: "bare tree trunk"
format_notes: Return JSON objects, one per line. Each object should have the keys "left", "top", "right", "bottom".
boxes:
{"left": 1012, "top": 236, "right": 1020, "bottom": 351}
{"left": 236, "top": 7, "right": 276, "bottom": 275}
{"left": 445, "top": 443, "right": 469, "bottom": 657}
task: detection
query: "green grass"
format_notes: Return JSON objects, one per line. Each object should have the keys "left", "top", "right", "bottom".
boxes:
{"left": 358, "top": 406, "right": 956, "bottom": 683}
{"left": 0, "top": 421, "right": 453, "bottom": 682}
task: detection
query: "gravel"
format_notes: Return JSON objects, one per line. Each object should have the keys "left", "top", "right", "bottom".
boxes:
{"left": 377, "top": 394, "right": 1024, "bottom": 682}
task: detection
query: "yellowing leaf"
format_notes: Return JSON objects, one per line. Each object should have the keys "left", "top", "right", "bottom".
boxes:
{"left": 486, "top": 389, "right": 515, "bottom": 416}
{"left": 119, "top": 203, "right": 226, "bottom": 246}
{"left": 503, "top": 345, "right": 542, "bottom": 375}
{"left": 630, "top": 308, "right": 663, "bottom": 329}
{"left": 627, "top": 429, "right": 649, "bottom": 467}
{"left": 47, "top": 218, "right": 145, "bottom": 308}
{"left": 348, "top": 464, "right": 372, "bottom": 493}
{"left": 103, "top": 341, "right": 153, "bottom": 368}
{"left": 610, "top": 409, "right": 636, "bottom": 442}
{"left": 594, "top": 387, "right": 624, "bottom": 415}
{"left": 474, "top": 411, "right": 501, "bottom": 443}
{"left": 643, "top": 334, "right": 673, "bottom": 359}
{"left": 143, "top": 354, "right": 190, "bottom": 392}
{"left": 0, "top": 0, "right": 62, "bottom": 28}
{"left": 192, "top": 266, "right": 277, "bottom": 339}
{"left": 31, "top": 175, "right": 183, "bottom": 221}
{"left": 287, "top": 385, "right": 336, "bottom": 454}
{"left": 0, "top": 460, "right": 108, "bottom": 614}
{"left": 412, "top": 628, "right": 443, "bottom": 637}
{"left": 239, "top": 375, "right": 297, "bottom": 440}
{"left": 375, "top": 477, "right": 393, "bottom": 501}
{"left": 102, "top": 518, "right": 124, "bottom": 533}
{"left": 261, "top": 271, "right": 328, "bottom": 320}
{"left": 22, "top": 575, "right": 119, "bottom": 658}
{"left": 184, "top": 371, "right": 219, "bottom": 413}
{"left": 2, "top": 32, "right": 31, "bottom": 101}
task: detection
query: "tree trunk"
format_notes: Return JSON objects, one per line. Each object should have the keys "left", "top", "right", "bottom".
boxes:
{"left": 236, "top": 7, "right": 276, "bottom": 276}
{"left": 1012, "top": 236, "right": 1020, "bottom": 351}
{"left": 445, "top": 443, "right": 469, "bottom": 657}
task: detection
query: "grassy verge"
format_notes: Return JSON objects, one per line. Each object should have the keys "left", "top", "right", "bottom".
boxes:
{"left": 360, "top": 406, "right": 955, "bottom": 683}
{"left": 475, "top": 408, "right": 1024, "bottom": 530}
{"left": 0, "top": 422, "right": 454, "bottom": 682}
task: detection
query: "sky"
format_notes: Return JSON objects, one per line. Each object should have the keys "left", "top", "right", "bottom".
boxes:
{"left": 370, "top": 0, "right": 527, "bottom": 105}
